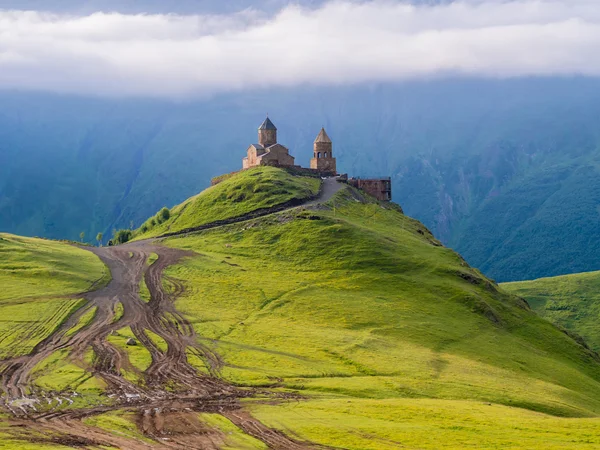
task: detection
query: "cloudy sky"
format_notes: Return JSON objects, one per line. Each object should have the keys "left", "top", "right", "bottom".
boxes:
{"left": 0, "top": 0, "right": 599, "bottom": 97}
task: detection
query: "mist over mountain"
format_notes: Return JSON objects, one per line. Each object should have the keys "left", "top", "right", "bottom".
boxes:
{"left": 2, "top": 77, "right": 600, "bottom": 282}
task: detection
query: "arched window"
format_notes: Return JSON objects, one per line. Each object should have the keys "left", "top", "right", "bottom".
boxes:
{"left": 324, "top": 152, "right": 328, "bottom": 158}
{"left": 317, "top": 152, "right": 321, "bottom": 158}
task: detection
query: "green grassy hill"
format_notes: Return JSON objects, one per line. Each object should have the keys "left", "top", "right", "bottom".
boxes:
{"left": 153, "top": 169, "right": 600, "bottom": 448}
{"left": 503, "top": 271, "right": 600, "bottom": 352}
{"left": 4, "top": 168, "right": 600, "bottom": 448}
{"left": 133, "top": 167, "right": 321, "bottom": 240}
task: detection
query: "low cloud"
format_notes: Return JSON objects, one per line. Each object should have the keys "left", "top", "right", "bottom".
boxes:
{"left": 1, "top": 1, "right": 600, "bottom": 97}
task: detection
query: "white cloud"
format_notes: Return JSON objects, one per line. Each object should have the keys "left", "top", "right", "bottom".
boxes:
{"left": 1, "top": 0, "right": 600, "bottom": 97}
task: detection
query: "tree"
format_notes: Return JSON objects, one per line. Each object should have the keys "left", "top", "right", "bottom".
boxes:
{"left": 79, "top": 231, "right": 85, "bottom": 243}
{"left": 157, "top": 207, "right": 170, "bottom": 224}
{"left": 113, "top": 229, "right": 132, "bottom": 245}
{"left": 96, "top": 232, "right": 103, "bottom": 247}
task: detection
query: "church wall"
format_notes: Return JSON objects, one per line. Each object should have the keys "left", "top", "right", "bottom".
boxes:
{"left": 258, "top": 129, "right": 277, "bottom": 147}
{"left": 310, "top": 157, "right": 337, "bottom": 174}
{"left": 348, "top": 178, "right": 392, "bottom": 201}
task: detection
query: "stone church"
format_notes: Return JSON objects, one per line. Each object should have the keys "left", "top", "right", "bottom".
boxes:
{"left": 242, "top": 117, "right": 336, "bottom": 175}
{"left": 242, "top": 117, "right": 296, "bottom": 170}
{"left": 310, "top": 128, "right": 336, "bottom": 173}
{"left": 236, "top": 116, "right": 392, "bottom": 201}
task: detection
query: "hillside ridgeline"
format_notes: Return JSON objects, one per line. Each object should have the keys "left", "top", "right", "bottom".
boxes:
{"left": 155, "top": 169, "right": 600, "bottom": 448}
{"left": 2, "top": 169, "right": 600, "bottom": 448}
{"left": 133, "top": 166, "right": 321, "bottom": 240}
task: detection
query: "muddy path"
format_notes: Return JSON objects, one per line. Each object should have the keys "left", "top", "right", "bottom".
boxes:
{"left": 0, "top": 240, "right": 324, "bottom": 449}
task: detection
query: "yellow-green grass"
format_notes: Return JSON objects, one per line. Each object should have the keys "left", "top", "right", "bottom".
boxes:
{"left": 112, "top": 302, "right": 124, "bottom": 323}
{"left": 107, "top": 327, "right": 153, "bottom": 380}
{"left": 0, "top": 233, "right": 108, "bottom": 301}
{"left": 199, "top": 413, "right": 267, "bottom": 449}
{"left": 82, "top": 410, "right": 154, "bottom": 444}
{"left": 163, "top": 192, "right": 600, "bottom": 416}
{"left": 146, "top": 329, "right": 168, "bottom": 352}
{"left": 31, "top": 348, "right": 105, "bottom": 406}
{"left": 66, "top": 306, "right": 97, "bottom": 337}
{"left": 502, "top": 271, "right": 600, "bottom": 351}
{"left": 0, "top": 439, "right": 70, "bottom": 450}
{"left": 0, "top": 415, "right": 73, "bottom": 449}
{"left": 147, "top": 168, "right": 600, "bottom": 446}
{"left": 138, "top": 253, "right": 159, "bottom": 302}
{"left": 139, "top": 277, "right": 151, "bottom": 302}
{"left": 147, "top": 253, "right": 158, "bottom": 265}
{"left": 134, "top": 166, "right": 321, "bottom": 239}
{"left": 0, "top": 298, "right": 85, "bottom": 360}
{"left": 0, "top": 234, "right": 107, "bottom": 359}
{"left": 250, "top": 398, "right": 600, "bottom": 449}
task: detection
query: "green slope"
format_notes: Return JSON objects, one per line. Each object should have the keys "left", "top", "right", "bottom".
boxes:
{"left": 150, "top": 169, "right": 600, "bottom": 448}
{"left": 133, "top": 166, "right": 321, "bottom": 239}
{"left": 0, "top": 234, "right": 108, "bottom": 359}
{"left": 503, "top": 271, "right": 600, "bottom": 352}
{"left": 5, "top": 168, "right": 600, "bottom": 448}
{"left": 0, "top": 234, "right": 108, "bottom": 449}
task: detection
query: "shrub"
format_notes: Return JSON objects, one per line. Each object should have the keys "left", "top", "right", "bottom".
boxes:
{"left": 113, "top": 229, "right": 132, "bottom": 245}
{"left": 157, "top": 207, "right": 170, "bottom": 223}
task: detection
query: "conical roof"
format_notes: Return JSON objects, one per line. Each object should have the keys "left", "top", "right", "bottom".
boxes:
{"left": 258, "top": 117, "right": 277, "bottom": 130}
{"left": 314, "top": 127, "right": 332, "bottom": 143}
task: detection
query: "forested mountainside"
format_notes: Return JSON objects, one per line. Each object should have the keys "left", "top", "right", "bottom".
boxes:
{"left": 2, "top": 77, "right": 600, "bottom": 281}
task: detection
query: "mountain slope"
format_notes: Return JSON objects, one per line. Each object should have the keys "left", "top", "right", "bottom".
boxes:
{"left": 503, "top": 271, "right": 600, "bottom": 352}
{"left": 149, "top": 169, "right": 600, "bottom": 448}
{"left": 3, "top": 169, "right": 600, "bottom": 448}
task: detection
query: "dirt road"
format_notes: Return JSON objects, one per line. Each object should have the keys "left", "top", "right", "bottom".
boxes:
{"left": 0, "top": 240, "right": 324, "bottom": 449}
{"left": 0, "top": 178, "right": 345, "bottom": 448}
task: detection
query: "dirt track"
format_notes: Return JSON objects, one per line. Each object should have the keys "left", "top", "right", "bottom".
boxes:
{"left": 0, "top": 242, "right": 322, "bottom": 449}
{"left": 0, "top": 179, "right": 345, "bottom": 448}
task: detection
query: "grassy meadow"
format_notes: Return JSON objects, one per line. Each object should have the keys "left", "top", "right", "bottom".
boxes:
{"left": 4, "top": 167, "right": 600, "bottom": 448}
{"left": 503, "top": 271, "right": 600, "bottom": 352}
{"left": 0, "top": 234, "right": 109, "bottom": 448}
{"left": 156, "top": 173, "right": 600, "bottom": 448}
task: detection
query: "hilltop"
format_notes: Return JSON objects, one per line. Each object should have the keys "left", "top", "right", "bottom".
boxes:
{"left": 2, "top": 167, "right": 600, "bottom": 448}
{"left": 133, "top": 167, "right": 321, "bottom": 240}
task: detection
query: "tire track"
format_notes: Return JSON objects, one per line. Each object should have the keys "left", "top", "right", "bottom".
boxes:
{"left": 0, "top": 241, "right": 325, "bottom": 449}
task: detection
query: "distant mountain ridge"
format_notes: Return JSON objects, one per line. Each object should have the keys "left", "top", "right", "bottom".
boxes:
{"left": 2, "top": 77, "right": 600, "bottom": 281}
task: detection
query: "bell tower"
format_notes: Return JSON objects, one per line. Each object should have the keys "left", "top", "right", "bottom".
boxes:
{"left": 258, "top": 116, "right": 277, "bottom": 147}
{"left": 310, "top": 128, "right": 336, "bottom": 174}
